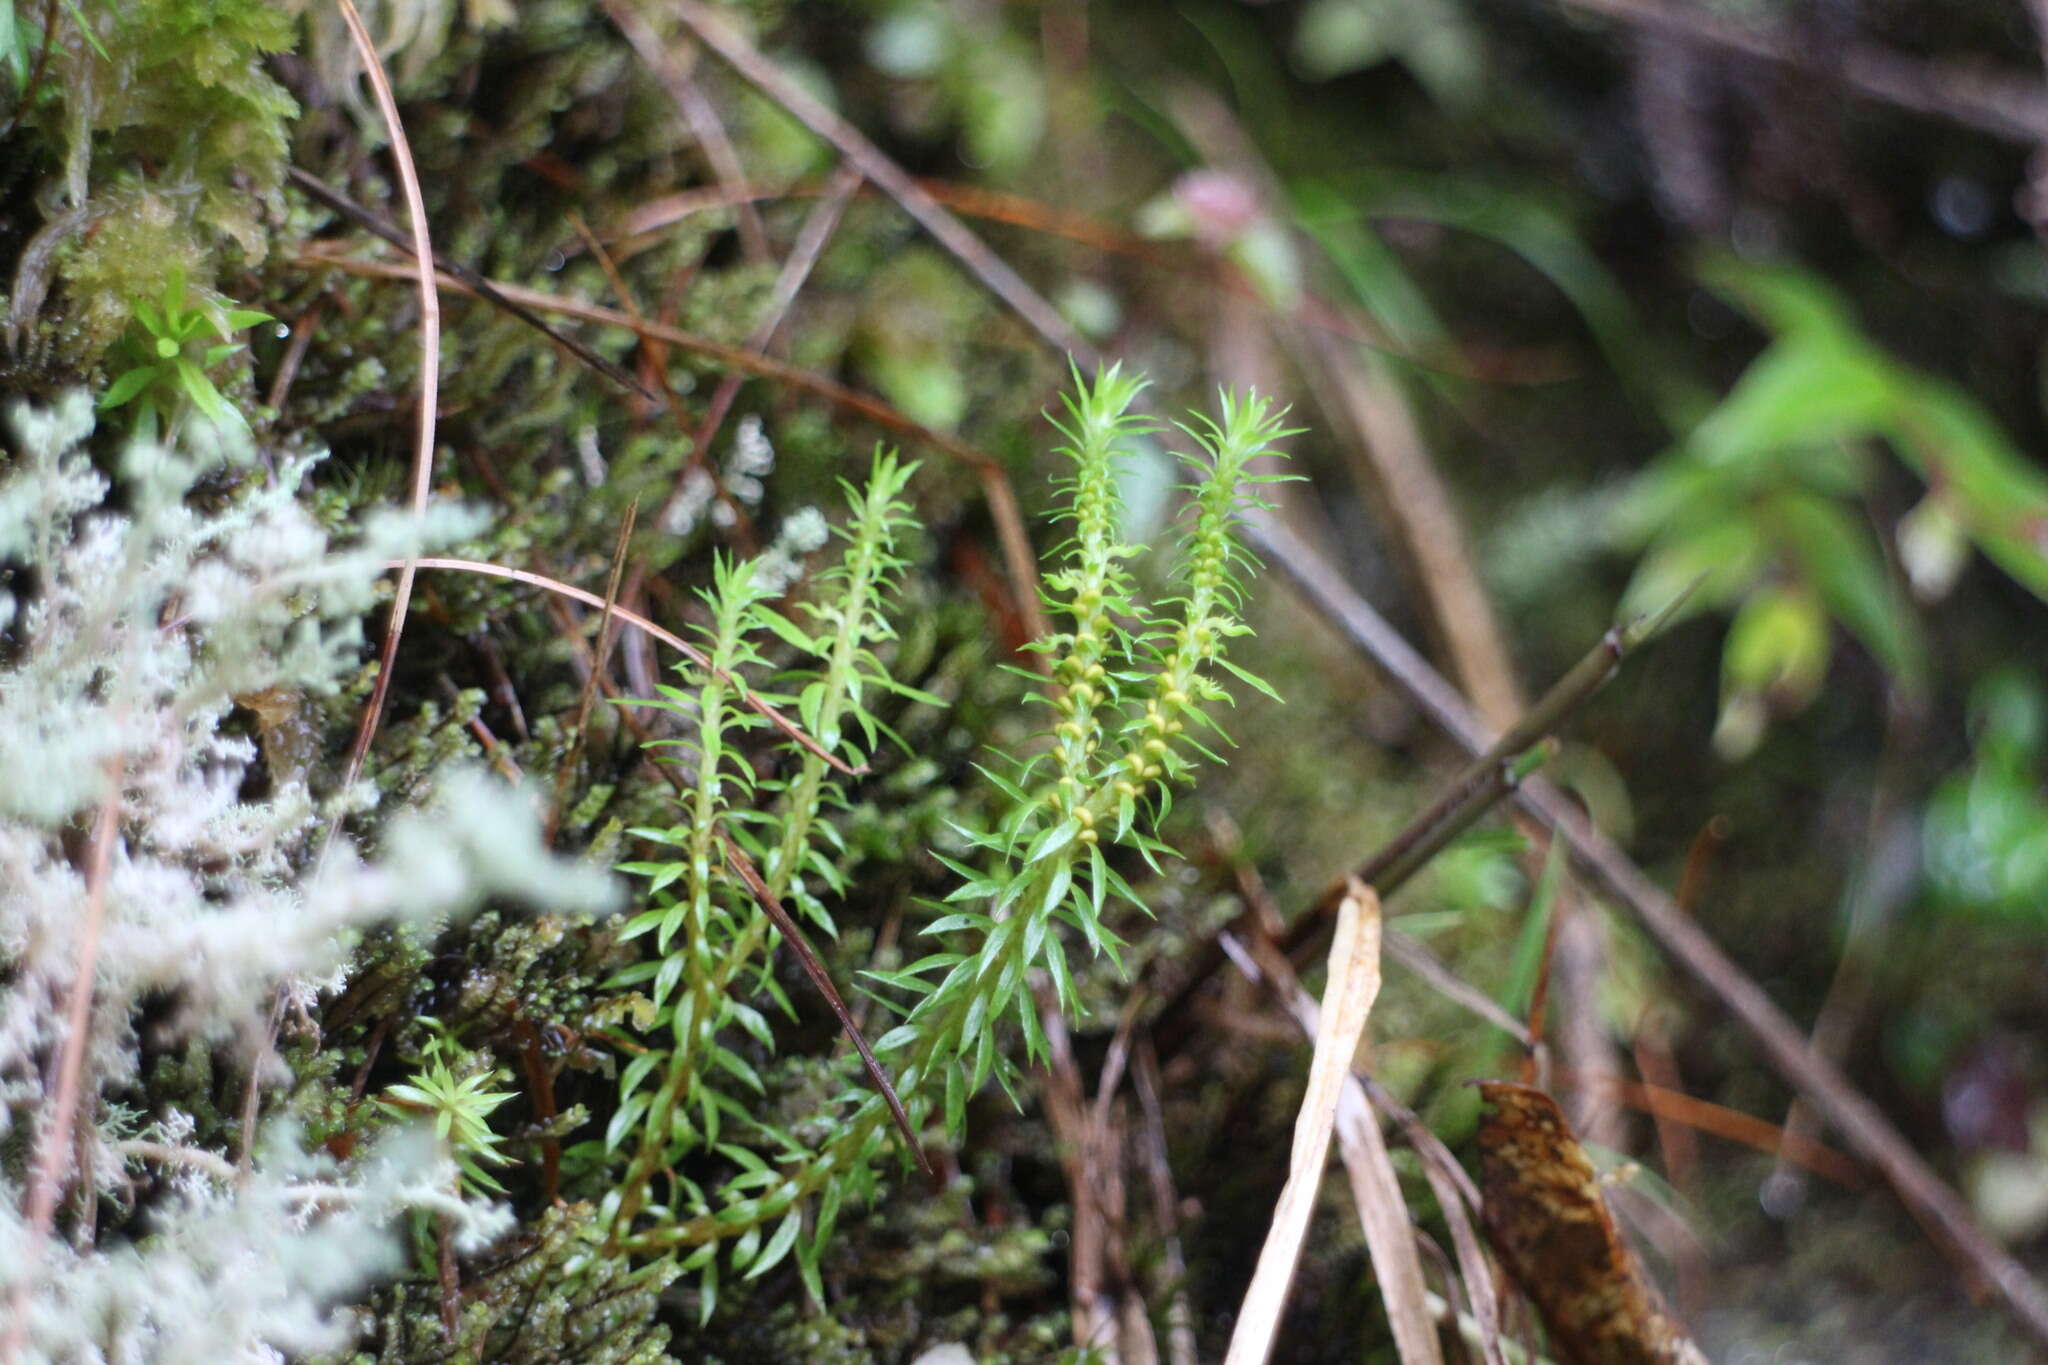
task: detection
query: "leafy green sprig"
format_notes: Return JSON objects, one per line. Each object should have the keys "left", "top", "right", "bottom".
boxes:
{"left": 609, "top": 369, "right": 1292, "bottom": 1305}
{"left": 377, "top": 1019, "right": 519, "bottom": 1198}
{"left": 100, "top": 266, "right": 272, "bottom": 443}
{"left": 753, "top": 452, "right": 924, "bottom": 924}
{"left": 605, "top": 455, "right": 925, "bottom": 1267}
{"left": 883, "top": 369, "right": 1292, "bottom": 1091}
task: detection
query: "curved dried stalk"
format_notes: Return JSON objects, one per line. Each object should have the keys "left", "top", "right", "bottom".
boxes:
{"left": 400, "top": 557, "right": 860, "bottom": 777}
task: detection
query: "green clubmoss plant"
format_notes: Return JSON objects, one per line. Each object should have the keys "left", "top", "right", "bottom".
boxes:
{"left": 604, "top": 367, "right": 1292, "bottom": 1318}
{"left": 604, "top": 453, "right": 926, "bottom": 1275}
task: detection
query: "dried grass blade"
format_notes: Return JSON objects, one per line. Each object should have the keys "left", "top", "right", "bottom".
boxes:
{"left": 1372, "top": 1084, "right": 1506, "bottom": 1365}
{"left": 1237, "top": 904, "right": 1448, "bottom": 1365}
{"left": 1333, "top": 1083, "right": 1449, "bottom": 1365}
{"left": 1223, "top": 879, "right": 1385, "bottom": 1365}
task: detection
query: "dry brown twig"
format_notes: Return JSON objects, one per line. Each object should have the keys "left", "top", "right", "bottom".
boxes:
{"left": 661, "top": 0, "right": 1089, "bottom": 360}
{"left": 287, "top": 167, "right": 661, "bottom": 406}
{"left": 598, "top": 0, "right": 773, "bottom": 265}
{"left": 1204, "top": 808, "right": 1537, "bottom": 1050}
{"left": 435, "top": 673, "right": 523, "bottom": 785}
{"left": 719, "top": 839, "right": 932, "bottom": 1180}
{"left": 1244, "top": 509, "right": 2048, "bottom": 1346}
{"left": 562, "top": 211, "right": 760, "bottom": 551}
{"left": 546, "top": 499, "right": 638, "bottom": 843}
{"left": 638, "top": 159, "right": 860, "bottom": 558}
{"left": 1132, "top": 1040, "right": 1199, "bottom": 1365}
{"left": 297, "top": 249, "right": 1053, "bottom": 647}
{"left": 600, "top": 176, "right": 1512, "bottom": 377}
{"left": 1558, "top": 0, "right": 2048, "bottom": 145}
{"left": 1274, "top": 228, "right": 1629, "bottom": 1145}
{"left": 1039, "top": 995, "right": 1120, "bottom": 1360}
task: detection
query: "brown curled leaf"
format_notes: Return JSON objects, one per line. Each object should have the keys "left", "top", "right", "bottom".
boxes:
{"left": 1474, "top": 1081, "right": 1708, "bottom": 1365}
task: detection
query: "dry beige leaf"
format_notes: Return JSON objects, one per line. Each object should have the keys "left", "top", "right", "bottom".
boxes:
{"left": 1235, "top": 903, "right": 1448, "bottom": 1365}
{"left": 1224, "top": 879, "right": 1385, "bottom": 1365}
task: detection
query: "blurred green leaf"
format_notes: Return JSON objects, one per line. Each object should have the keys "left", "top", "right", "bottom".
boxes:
{"left": 1721, "top": 584, "right": 1830, "bottom": 704}
{"left": 1767, "top": 490, "right": 1924, "bottom": 690}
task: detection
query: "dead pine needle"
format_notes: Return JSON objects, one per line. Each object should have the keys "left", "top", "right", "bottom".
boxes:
{"left": 331, "top": 0, "right": 440, "bottom": 807}
{"left": 1224, "top": 878, "right": 1385, "bottom": 1365}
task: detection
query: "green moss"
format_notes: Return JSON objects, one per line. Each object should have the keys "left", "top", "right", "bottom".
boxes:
{"left": 318, "top": 1202, "right": 680, "bottom": 1365}
{"left": 12, "top": 0, "right": 296, "bottom": 365}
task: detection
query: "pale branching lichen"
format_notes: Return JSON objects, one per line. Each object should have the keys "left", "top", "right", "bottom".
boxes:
{"left": 0, "top": 395, "right": 618, "bottom": 1361}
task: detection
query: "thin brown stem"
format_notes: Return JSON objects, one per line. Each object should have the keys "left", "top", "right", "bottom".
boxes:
{"left": 547, "top": 500, "right": 638, "bottom": 844}
{"left": 645, "top": 159, "right": 858, "bottom": 549}
{"left": 1558, "top": 0, "right": 2048, "bottom": 145}
{"left": 262, "top": 300, "right": 323, "bottom": 416}
{"left": 2, "top": 772, "right": 119, "bottom": 1364}
{"left": 564, "top": 210, "right": 758, "bottom": 550}
{"left": 663, "top": 0, "right": 1092, "bottom": 362}
{"left": 719, "top": 837, "right": 932, "bottom": 1181}
{"left": 400, "top": 555, "right": 858, "bottom": 776}
{"left": 599, "top": 0, "right": 773, "bottom": 265}
{"left": 1132, "top": 1041, "right": 1198, "bottom": 1365}
{"left": 288, "top": 167, "right": 661, "bottom": 406}
{"left": 330, "top": 0, "right": 441, "bottom": 813}
{"left": 1156, "top": 610, "right": 1627, "bottom": 1040}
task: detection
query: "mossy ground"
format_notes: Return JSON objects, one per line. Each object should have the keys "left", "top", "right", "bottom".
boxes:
{"left": 6, "top": 1, "right": 2047, "bottom": 1361}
